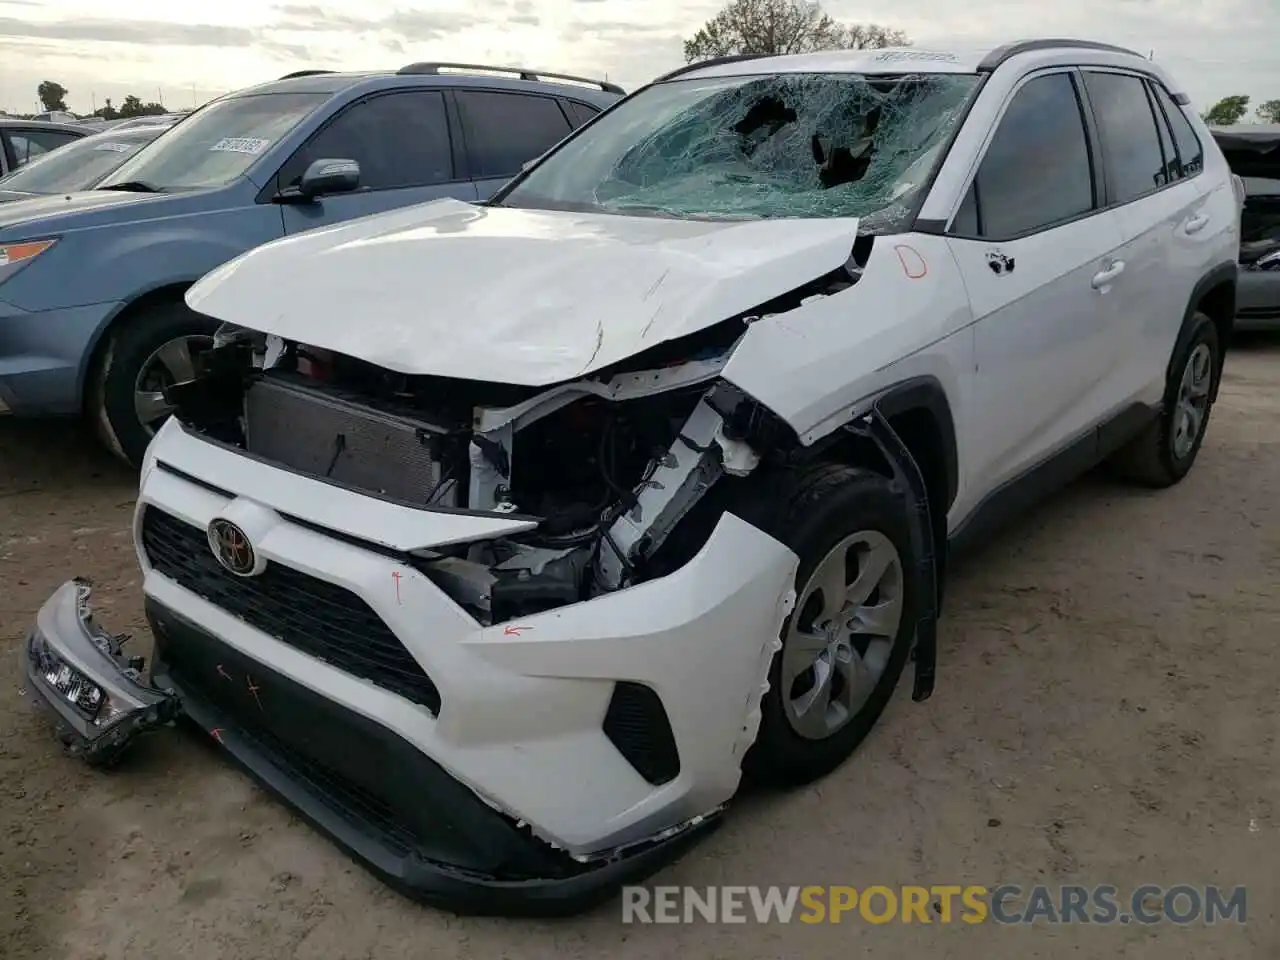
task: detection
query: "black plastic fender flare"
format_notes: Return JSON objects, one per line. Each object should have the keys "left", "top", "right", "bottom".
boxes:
{"left": 851, "top": 406, "right": 939, "bottom": 702}
{"left": 1171, "top": 260, "right": 1237, "bottom": 404}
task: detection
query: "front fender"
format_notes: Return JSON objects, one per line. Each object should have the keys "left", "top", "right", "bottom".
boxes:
{"left": 722, "top": 232, "right": 974, "bottom": 449}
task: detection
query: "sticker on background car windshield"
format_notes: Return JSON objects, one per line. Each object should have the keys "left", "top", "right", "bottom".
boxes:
{"left": 93, "top": 142, "right": 137, "bottom": 153}
{"left": 209, "top": 137, "right": 271, "bottom": 155}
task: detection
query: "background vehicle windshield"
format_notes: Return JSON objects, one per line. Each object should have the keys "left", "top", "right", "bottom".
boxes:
{"left": 501, "top": 71, "right": 980, "bottom": 224}
{"left": 98, "top": 92, "right": 326, "bottom": 191}
{"left": 0, "top": 127, "right": 167, "bottom": 194}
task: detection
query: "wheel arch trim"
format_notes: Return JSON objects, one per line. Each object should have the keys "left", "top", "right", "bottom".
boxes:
{"left": 1175, "top": 260, "right": 1237, "bottom": 404}
{"left": 78, "top": 279, "right": 200, "bottom": 406}
{"left": 856, "top": 375, "right": 960, "bottom": 515}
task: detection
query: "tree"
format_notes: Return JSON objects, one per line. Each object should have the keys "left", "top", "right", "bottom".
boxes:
{"left": 1202, "top": 95, "right": 1250, "bottom": 126}
{"left": 37, "top": 80, "right": 68, "bottom": 113}
{"left": 1257, "top": 99, "right": 1280, "bottom": 124}
{"left": 93, "top": 98, "right": 118, "bottom": 121}
{"left": 116, "top": 95, "right": 167, "bottom": 119}
{"left": 683, "top": 0, "right": 908, "bottom": 63}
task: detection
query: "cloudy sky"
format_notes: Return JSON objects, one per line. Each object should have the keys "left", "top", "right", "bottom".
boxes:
{"left": 0, "top": 0, "right": 1276, "bottom": 117}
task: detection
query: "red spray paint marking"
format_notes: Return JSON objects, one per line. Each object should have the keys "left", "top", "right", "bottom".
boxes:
{"left": 246, "top": 676, "right": 263, "bottom": 711}
{"left": 894, "top": 244, "right": 928, "bottom": 279}
{"left": 391, "top": 570, "right": 403, "bottom": 605}
{"left": 210, "top": 727, "right": 225, "bottom": 744}
{"left": 503, "top": 625, "right": 531, "bottom": 636}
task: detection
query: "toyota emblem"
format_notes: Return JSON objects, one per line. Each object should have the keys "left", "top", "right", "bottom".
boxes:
{"left": 208, "top": 519, "right": 258, "bottom": 576}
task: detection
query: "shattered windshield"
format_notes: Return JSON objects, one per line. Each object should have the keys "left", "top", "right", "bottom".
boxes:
{"left": 500, "top": 71, "right": 980, "bottom": 226}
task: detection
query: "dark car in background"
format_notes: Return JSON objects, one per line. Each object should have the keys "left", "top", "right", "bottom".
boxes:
{"left": 1211, "top": 124, "right": 1280, "bottom": 331}
{"left": 0, "top": 124, "right": 176, "bottom": 203}
{"left": 0, "top": 118, "right": 88, "bottom": 175}
{"left": 0, "top": 63, "right": 623, "bottom": 465}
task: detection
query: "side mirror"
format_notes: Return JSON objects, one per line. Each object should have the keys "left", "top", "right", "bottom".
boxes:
{"left": 275, "top": 158, "right": 360, "bottom": 203}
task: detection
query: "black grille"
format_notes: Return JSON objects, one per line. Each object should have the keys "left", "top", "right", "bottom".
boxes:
{"left": 602, "top": 682, "right": 680, "bottom": 785}
{"left": 140, "top": 506, "right": 441, "bottom": 714}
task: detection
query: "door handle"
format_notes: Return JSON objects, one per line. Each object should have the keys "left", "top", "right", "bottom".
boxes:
{"left": 1091, "top": 260, "right": 1126, "bottom": 289}
{"left": 1184, "top": 214, "right": 1209, "bottom": 235}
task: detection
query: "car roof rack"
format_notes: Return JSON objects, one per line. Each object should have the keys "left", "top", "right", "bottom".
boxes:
{"left": 977, "top": 39, "right": 1144, "bottom": 73}
{"left": 396, "top": 61, "right": 624, "bottom": 95}
{"left": 278, "top": 69, "right": 337, "bottom": 80}
{"left": 654, "top": 54, "right": 777, "bottom": 84}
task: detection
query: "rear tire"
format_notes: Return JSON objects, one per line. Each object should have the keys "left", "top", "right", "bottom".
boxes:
{"left": 1109, "top": 311, "right": 1220, "bottom": 488}
{"left": 744, "top": 464, "right": 921, "bottom": 787}
{"left": 89, "top": 300, "right": 217, "bottom": 468}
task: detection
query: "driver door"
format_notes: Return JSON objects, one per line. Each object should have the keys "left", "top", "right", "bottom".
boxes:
{"left": 945, "top": 69, "right": 1128, "bottom": 500}
{"left": 274, "top": 89, "right": 477, "bottom": 235}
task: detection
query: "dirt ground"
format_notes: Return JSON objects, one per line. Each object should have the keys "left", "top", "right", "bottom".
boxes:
{"left": 2, "top": 341, "right": 1278, "bottom": 960}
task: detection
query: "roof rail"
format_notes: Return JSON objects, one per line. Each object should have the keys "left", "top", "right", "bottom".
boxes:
{"left": 977, "top": 39, "right": 1144, "bottom": 73}
{"left": 396, "top": 61, "right": 624, "bottom": 95}
{"left": 278, "top": 69, "right": 337, "bottom": 80}
{"left": 653, "top": 54, "right": 775, "bottom": 84}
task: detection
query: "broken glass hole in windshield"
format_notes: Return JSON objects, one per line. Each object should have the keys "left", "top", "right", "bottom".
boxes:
{"left": 588, "top": 73, "right": 976, "bottom": 221}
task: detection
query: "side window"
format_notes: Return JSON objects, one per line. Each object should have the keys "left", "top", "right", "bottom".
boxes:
{"left": 1143, "top": 83, "right": 1178, "bottom": 186}
{"left": 563, "top": 100, "right": 600, "bottom": 129}
{"left": 456, "top": 91, "right": 573, "bottom": 179}
{"left": 7, "top": 129, "right": 79, "bottom": 166}
{"left": 1149, "top": 81, "right": 1204, "bottom": 177}
{"left": 965, "top": 72, "right": 1095, "bottom": 239}
{"left": 1081, "top": 71, "right": 1167, "bottom": 203}
{"left": 277, "top": 91, "right": 453, "bottom": 191}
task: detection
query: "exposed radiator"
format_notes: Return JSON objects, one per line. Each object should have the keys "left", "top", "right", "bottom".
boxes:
{"left": 244, "top": 373, "right": 453, "bottom": 505}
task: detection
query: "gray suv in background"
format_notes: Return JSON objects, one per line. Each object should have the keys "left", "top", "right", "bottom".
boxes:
{"left": 0, "top": 63, "right": 622, "bottom": 464}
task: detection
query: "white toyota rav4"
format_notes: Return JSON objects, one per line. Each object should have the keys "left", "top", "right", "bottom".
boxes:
{"left": 26, "top": 39, "right": 1240, "bottom": 914}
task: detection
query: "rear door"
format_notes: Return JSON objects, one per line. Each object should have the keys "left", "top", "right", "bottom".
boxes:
{"left": 945, "top": 69, "right": 1127, "bottom": 498}
{"left": 1078, "top": 70, "right": 1214, "bottom": 408}
{"left": 453, "top": 89, "right": 576, "bottom": 199}
{"left": 276, "top": 89, "right": 477, "bottom": 235}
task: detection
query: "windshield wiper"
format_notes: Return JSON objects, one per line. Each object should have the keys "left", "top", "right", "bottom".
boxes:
{"left": 98, "top": 180, "right": 163, "bottom": 193}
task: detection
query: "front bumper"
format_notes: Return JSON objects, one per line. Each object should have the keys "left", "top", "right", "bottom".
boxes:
{"left": 0, "top": 298, "right": 121, "bottom": 416}
{"left": 145, "top": 597, "right": 721, "bottom": 915}
{"left": 26, "top": 417, "right": 798, "bottom": 912}
{"left": 133, "top": 419, "right": 799, "bottom": 859}
{"left": 23, "top": 579, "right": 721, "bottom": 914}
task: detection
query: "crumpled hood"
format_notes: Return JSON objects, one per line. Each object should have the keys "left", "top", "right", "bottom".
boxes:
{"left": 186, "top": 198, "right": 860, "bottom": 385}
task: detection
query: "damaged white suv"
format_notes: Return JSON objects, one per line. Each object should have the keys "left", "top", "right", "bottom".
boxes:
{"left": 26, "top": 40, "right": 1240, "bottom": 914}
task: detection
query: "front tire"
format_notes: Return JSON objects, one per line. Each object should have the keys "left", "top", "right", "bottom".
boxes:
{"left": 1110, "top": 311, "right": 1220, "bottom": 488}
{"left": 89, "top": 301, "right": 217, "bottom": 467}
{"left": 745, "top": 464, "right": 921, "bottom": 787}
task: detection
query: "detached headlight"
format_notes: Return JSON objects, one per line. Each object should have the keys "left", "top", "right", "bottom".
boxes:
{"left": 0, "top": 238, "right": 56, "bottom": 281}
{"left": 27, "top": 630, "right": 126, "bottom": 727}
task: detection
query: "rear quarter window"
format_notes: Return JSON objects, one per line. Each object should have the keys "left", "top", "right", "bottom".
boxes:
{"left": 563, "top": 100, "right": 601, "bottom": 129}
